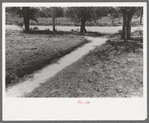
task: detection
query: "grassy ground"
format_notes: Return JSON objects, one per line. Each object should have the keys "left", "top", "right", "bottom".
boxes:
{"left": 25, "top": 32, "right": 143, "bottom": 98}
{"left": 6, "top": 29, "right": 89, "bottom": 86}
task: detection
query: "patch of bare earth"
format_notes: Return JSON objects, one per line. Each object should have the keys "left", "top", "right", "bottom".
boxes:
{"left": 25, "top": 33, "right": 143, "bottom": 98}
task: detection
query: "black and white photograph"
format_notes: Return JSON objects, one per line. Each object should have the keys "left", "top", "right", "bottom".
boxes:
{"left": 2, "top": 2, "right": 147, "bottom": 121}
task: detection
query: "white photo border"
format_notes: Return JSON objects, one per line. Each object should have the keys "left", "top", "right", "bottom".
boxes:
{"left": 2, "top": 2, "right": 147, "bottom": 121}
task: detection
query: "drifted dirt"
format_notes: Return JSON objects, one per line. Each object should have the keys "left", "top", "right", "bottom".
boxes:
{"left": 25, "top": 33, "right": 143, "bottom": 98}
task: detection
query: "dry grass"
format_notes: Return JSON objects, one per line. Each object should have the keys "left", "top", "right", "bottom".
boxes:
{"left": 25, "top": 32, "right": 143, "bottom": 98}
{"left": 6, "top": 29, "right": 89, "bottom": 86}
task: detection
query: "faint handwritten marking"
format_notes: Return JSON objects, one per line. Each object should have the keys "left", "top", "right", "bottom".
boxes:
{"left": 77, "top": 100, "right": 90, "bottom": 104}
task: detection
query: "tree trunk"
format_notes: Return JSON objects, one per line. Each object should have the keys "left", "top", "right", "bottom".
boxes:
{"left": 24, "top": 15, "right": 29, "bottom": 33}
{"left": 122, "top": 9, "right": 133, "bottom": 40}
{"left": 23, "top": 7, "right": 29, "bottom": 33}
{"left": 140, "top": 7, "right": 143, "bottom": 25}
{"left": 127, "top": 14, "right": 132, "bottom": 40}
{"left": 52, "top": 7, "right": 56, "bottom": 32}
{"left": 122, "top": 13, "right": 127, "bottom": 40}
{"left": 80, "top": 17, "right": 86, "bottom": 34}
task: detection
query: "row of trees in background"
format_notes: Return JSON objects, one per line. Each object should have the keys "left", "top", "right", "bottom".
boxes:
{"left": 6, "top": 7, "right": 39, "bottom": 32}
{"left": 6, "top": 7, "right": 65, "bottom": 18}
{"left": 6, "top": 6, "right": 143, "bottom": 40}
{"left": 38, "top": 7, "right": 65, "bottom": 17}
{"left": 65, "top": 7, "right": 143, "bottom": 40}
{"left": 65, "top": 7, "right": 108, "bottom": 33}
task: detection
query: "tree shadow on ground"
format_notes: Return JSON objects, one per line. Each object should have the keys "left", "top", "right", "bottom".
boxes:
{"left": 84, "top": 31, "right": 109, "bottom": 37}
{"left": 108, "top": 29, "right": 143, "bottom": 43}
{"left": 93, "top": 39, "right": 143, "bottom": 64}
{"left": 23, "top": 29, "right": 109, "bottom": 37}
{"left": 99, "top": 33, "right": 143, "bottom": 61}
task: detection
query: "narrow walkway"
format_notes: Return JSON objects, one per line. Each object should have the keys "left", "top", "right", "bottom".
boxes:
{"left": 5, "top": 36, "right": 108, "bottom": 98}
